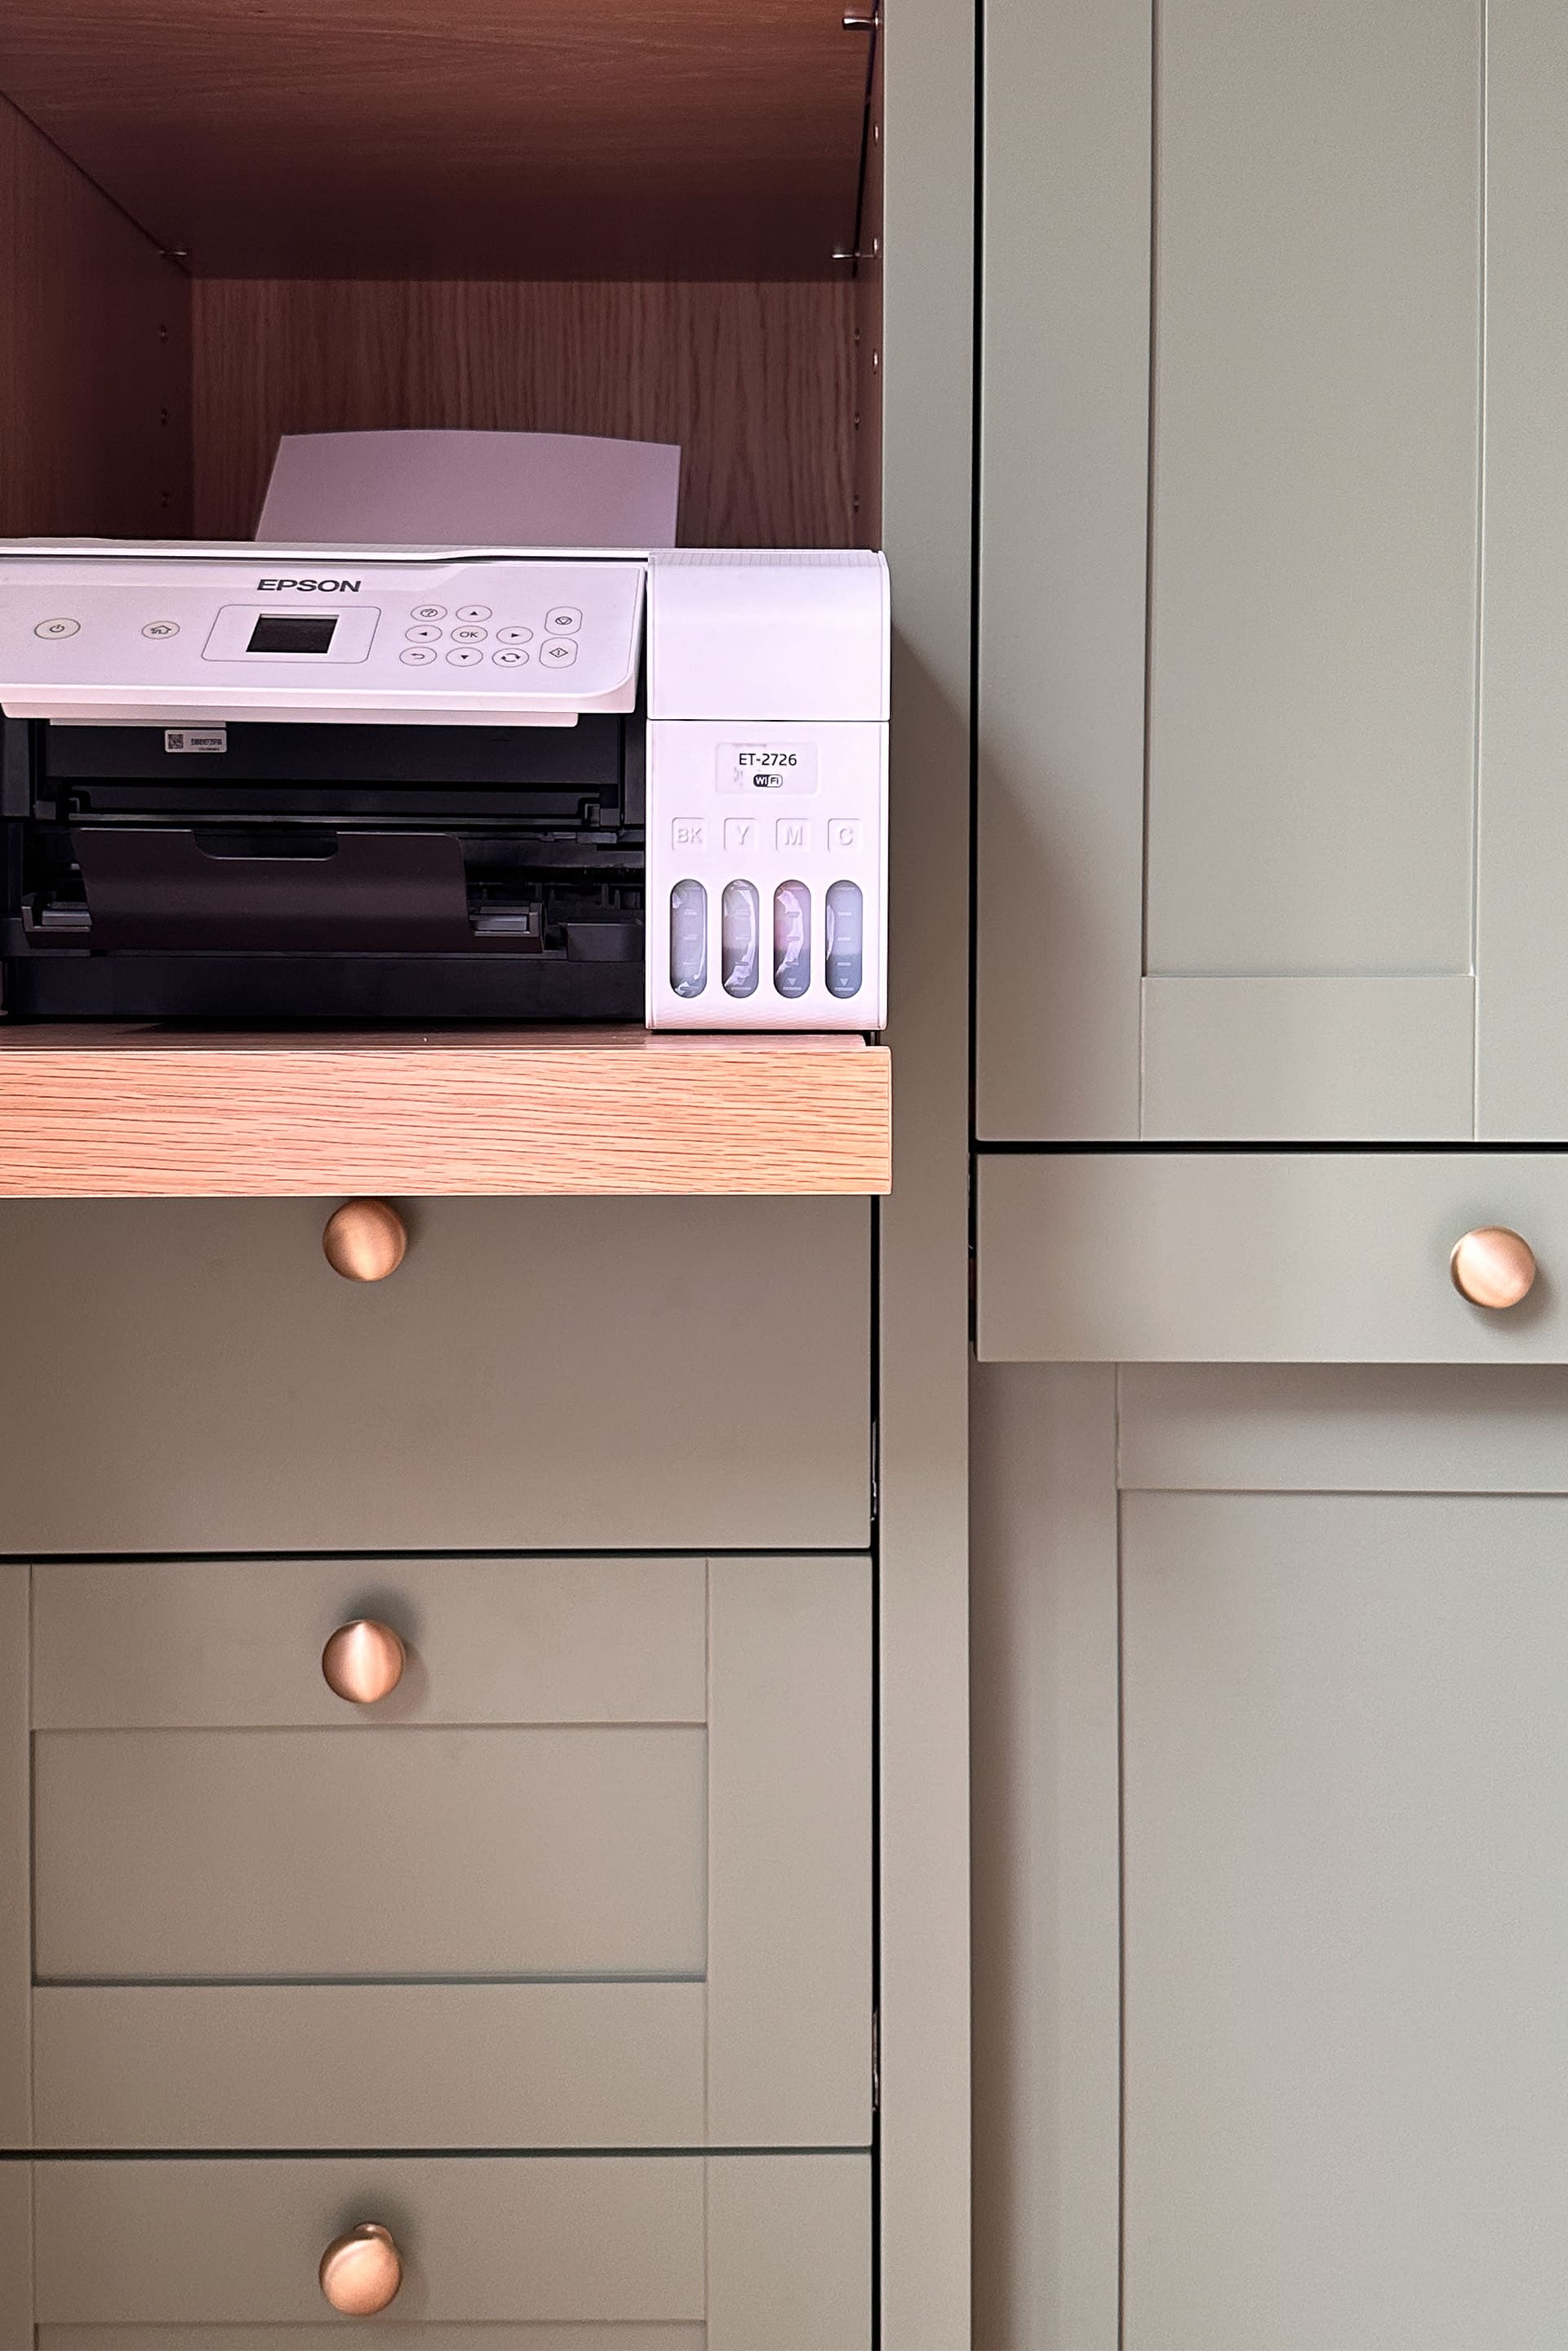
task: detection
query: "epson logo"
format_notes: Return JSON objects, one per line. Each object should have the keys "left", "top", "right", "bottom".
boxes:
{"left": 255, "top": 576, "right": 361, "bottom": 593}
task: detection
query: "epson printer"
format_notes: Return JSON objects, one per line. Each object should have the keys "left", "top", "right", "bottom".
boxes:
{"left": 0, "top": 438, "right": 887, "bottom": 1029}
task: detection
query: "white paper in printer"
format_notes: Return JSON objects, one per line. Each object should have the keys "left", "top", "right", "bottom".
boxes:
{"left": 255, "top": 429, "right": 682, "bottom": 548}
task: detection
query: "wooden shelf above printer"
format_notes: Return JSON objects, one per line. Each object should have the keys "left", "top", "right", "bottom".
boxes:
{"left": 0, "top": 1025, "right": 891, "bottom": 1198}
{"left": 0, "top": 1, "right": 868, "bottom": 280}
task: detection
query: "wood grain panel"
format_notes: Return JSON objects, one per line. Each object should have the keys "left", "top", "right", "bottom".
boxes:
{"left": 0, "top": 1, "right": 867, "bottom": 280}
{"left": 193, "top": 278, "right": 856, "bottom": 546}
{"left": 0, "top": 1027, "right": 891, "bottom": 1196}
{"left": 0, "top": 93, "right": 189, "bottom": 537}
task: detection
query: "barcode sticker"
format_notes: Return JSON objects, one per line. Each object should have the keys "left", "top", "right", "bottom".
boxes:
{"left": 164, "top": 727, "right": 228, "bottom": 755}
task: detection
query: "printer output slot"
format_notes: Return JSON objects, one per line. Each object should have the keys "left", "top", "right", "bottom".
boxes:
{"left": 19, "top": 823, "right": 644, "bottom": 967}
{"left": 73, "top": 827, "right": 475, "bottom": 953}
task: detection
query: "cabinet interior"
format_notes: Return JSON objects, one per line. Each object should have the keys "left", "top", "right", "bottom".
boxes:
{"left": 0, "top": 1, "right": 882, "bottom": 549}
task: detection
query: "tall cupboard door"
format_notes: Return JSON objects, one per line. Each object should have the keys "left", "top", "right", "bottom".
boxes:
{"left": 973, "top": 1361, "right": 1568, "bottom": 2350}
{"left": 977, "top": 0, "right": 1568, "bottom": 1141}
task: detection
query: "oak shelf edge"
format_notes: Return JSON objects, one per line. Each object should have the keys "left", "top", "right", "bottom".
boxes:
{"left": 0, "top": 1024, "right": 892, "bottom": 1198}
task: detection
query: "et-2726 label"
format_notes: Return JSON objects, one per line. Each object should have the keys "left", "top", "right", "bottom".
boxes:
{"left": 717, "top": 743, "right": 820, "bottom": 795}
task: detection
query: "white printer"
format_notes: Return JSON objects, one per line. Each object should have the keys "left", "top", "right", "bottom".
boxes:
{"left": 0, "top": 542, "right": 888, "bottom": 1029}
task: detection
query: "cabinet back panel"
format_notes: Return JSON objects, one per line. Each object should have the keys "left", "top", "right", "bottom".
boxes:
{"left": 193, "top": 279, "right": 858, "bottom": 549}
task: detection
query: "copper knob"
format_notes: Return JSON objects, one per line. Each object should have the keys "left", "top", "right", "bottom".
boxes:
{"left": 323, "top": 1199, "right": 407, "bottom": 1282}
{"left": 322, "top": 1619, "right": 406, "bottom": 1705}
{"left": 319, "top": 2222, "right": 403, "bottom": 2314}
{"left": 1450, "top": 1226, "right": 1537, "bottom": 1310}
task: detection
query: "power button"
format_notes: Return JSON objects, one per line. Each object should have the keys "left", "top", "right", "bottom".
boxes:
{"left": 34, "top": 618, "right": 79, "bottom": 639}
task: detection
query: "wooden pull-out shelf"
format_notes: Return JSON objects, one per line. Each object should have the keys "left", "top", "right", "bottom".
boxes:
{"left": 0, "top": 1027, "right": 891, "bottom": 1198}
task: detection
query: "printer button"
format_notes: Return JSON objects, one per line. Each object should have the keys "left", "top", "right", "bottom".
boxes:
{"left": 492, "top": 648, "right": 531, "bottom": 666}
{"left": 34, "top": 618, "right": 80, "bottom": 639}
{"left": 445, "top": 647, "right": 484, "bottom": 665}
{"left": 540, "top": 638, "right": 579, "bottom": 668}
{"left": 545, "top": 606, "right": 583, "bottom": 634}
{"left": 400, "top": 647, "right": 438, "bottom": 665}
{"left": 496, "top": 625, "right": 534, "bottom": 644}
{"left": 141, "top": 620, "right": 180, "bottom": 639}
{"left": 827, "top": 819, "right": 863, "bottom": 854}
{"left": 409, "top": 604, "right": 446, "bottom": 621}
{"left": 455, "top": 603, "right": 493, "bottom": 622}
{"left": 449, "top": 624, "right": 489, "bottom": 642}
{"left": 405, "top": 624, "right": 442, "bottom": 642}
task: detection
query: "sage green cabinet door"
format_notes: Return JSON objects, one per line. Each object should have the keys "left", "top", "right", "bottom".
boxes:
{"left": 978, "top": 2, "right": 1568, "bottom": 1141}
{"left": 0, "top": 1197, "right": 870, "bottom": 1555}
{"left": 1122, "top": 1481, "right": 1568, "bottom": 2346}
{"left": 20, "top": 1555, "right": 871, "bottom": 2153}
{"left": 973, "top": 1362, "right": 1568, "bottom": 2349}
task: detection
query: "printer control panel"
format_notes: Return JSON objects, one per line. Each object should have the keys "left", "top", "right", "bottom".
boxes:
{"left": 0, "top": 555, "right": 645, "bottom": 723}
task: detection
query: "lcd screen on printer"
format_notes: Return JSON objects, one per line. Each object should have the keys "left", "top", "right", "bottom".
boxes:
{"left": 247, "top": 615, "right": 339, "bottom": 655}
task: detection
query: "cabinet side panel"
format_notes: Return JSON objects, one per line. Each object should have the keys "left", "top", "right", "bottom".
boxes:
{"left": 1146, "top": 2, "right": 1480, "bottom": 980}
{"left": 971, "top": 1366, "right": 1122, "bottom": 2351}
{"left": 975, "top": 0, "right": 1150, "bottom": 1140}
{"left": 877, "top": 0, "right": 975, "bottom": 2336}
{"left": 1477, "top": 0, "right": 1568, "bottom": 1136}
{"left": 0, "top": 94, "right": 189, "bottom": 536}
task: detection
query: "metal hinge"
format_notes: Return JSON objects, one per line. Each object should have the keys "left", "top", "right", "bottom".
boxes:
{"left": 870, "top": 1415, "right": 880, "bottom": 1518}
{"left": 872, "top": 2009, "right": 881, "bottom": 2113}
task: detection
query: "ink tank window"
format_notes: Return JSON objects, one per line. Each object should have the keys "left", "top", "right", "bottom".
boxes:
{"left": 0, "top": 5, "right": 884, "bottom": 553}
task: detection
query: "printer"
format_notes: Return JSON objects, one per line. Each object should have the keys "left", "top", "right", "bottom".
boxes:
{"left": 0, "top": 542, "right": 888, "bottom": 1028}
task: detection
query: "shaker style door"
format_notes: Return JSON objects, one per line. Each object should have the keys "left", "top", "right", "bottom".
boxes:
{"left": 977, "top": 0, "right": 1568, "bottom": 1141}
{"left": 8, "top": 1554, "right": 871, "bottom": 2154}
{"left": 973, "top": 1362, "right": 1568, "bottom": 2350}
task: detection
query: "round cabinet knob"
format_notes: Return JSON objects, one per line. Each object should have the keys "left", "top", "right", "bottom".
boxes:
{"left": 1450, "top": 1225, "right": 1538, "bottom": 1310}
{"left": 322, "top": 1619, "right": 406, "bottom": 1705}
{"left": 319, "top": 2221, "right": 403, "bottom": 2314}
{"left": 322, "top": 1199, "right": 407, "bottom": 1282}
